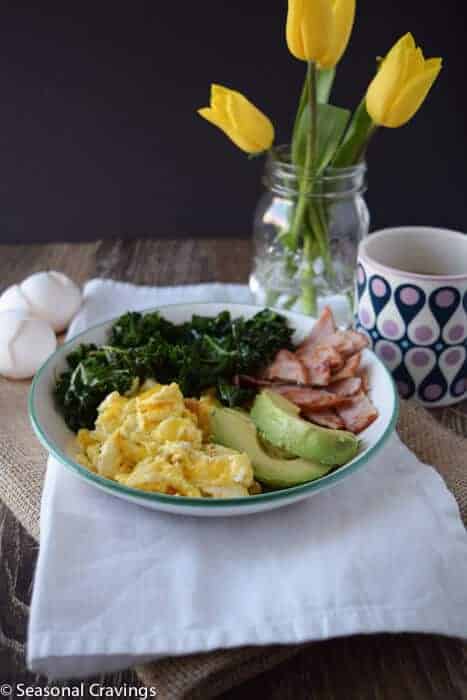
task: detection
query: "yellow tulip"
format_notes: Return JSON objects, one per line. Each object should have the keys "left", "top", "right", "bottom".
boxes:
{"left": 366, "top": 33, "right": 442, "bottom": 128}
{"left": 197, "top": 85, "right": 274, "bottom": 154}
{"left": 286, "top": 0, "right": 356, "bottom": 69}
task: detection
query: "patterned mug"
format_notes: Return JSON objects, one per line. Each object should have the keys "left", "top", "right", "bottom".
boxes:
{"left": 355, "top": 227, "right": 467, "bottom": 406}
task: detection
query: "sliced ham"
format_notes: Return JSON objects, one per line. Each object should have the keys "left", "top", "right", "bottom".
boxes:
{"left": 270, "top": 385, "right": 351, "bottom": 410}
{"left": 327, "top": 376, "right": 362, "bottom": 397}
{"left": 297, "top": 306, "right": 336, "bottom": 354}
{"left": 336, "top": 392, "right": 378, "bottom": 434}
{"left": 358, "top": 368, "right": 370, "bottom": 393}
{"left": 347, "top": 330, "right": 370, "bottom": 353}
{"left": 234, "top": 374, "right": 277, "bottom": 388}
{"left": 329, "top": 353, "right": 361, "bottom": 382}
{"left": 302, "top": 409, "right": 345, "bottom": 430}
{"left": 315, "top": 329, "right": 369, "bottom": 359}
{"left": 241, "top": 306, "right": 378, "bottom": 436}
{"left": 235, "top": 375, "right": 313, "bottom": 391}
{"left": 263, "top": 349, "right": 309, "bottom": 384}
{"left": 298, "top": 345, "right": 344, "bottom": 386}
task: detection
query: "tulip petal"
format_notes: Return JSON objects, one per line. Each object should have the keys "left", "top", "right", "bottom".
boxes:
{"left": 286, "top": 0, "right": 333, "bottom": 63}
{"left": 197, "top": 107, "right": 227, "bottom": 132}
{"left": 386, "top": 32, "right": 416, "bottom": 61}
{"left": 300, "top": 0, "right": 334, "bottom": 64}
{"left": 198, "top": 85, "right": 274, "bottom": 154}
{"left": 379, "top": 33, "right": 416, "bottom": 88}
{"left": 320, "top": 0, "right": 356, "bottom": 69}
{"left": 210, "top": 84, "right": 230, "bottom": 122}
{"left": 211, "top": 84, "right": 230, "bottom": 105}
{"left": 198, "top": 106, "right": 257, "bottom": 153}
{"left": 385, "top": 60, "right": 442, "bottom": 127}
{"left": 227, "top": 91, "right": 275, "bottom": 152}
{"left": 286, "top": 0, "right": 306, "bottom": 60}
{"left": 365, "top": 32, "right": 442, "bottom": 129}
{"left": 226, "top": 128, "right": 263, "bottom": 154}
{"left": 366, "top": 43, "right": 409, "bottom": 125}
{"left": 404, "top": 47, "right": 425, "bottom": 82}
{"left": 425, "top": 57, "right": 443, "bottom": 72}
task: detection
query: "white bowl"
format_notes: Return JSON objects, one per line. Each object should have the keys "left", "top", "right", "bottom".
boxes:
{"left": 29, "top": 303, "right": 398, "bottom": 517}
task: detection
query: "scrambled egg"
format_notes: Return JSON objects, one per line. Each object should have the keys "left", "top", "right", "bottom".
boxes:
{"left": 75, "top": 381, "right": 254, "bottom": 498}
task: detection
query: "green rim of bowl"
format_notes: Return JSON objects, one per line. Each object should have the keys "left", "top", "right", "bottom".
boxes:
{"left": 28, "top": 304, "right": 400, "bottom": 509}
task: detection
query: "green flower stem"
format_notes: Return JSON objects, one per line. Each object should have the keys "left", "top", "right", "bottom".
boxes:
{"left": 287, "top": 61, "right": 329, "bottom": 316}
{"left": 288, "top": 61, "right": 317, "bottom": 252}
{"left": 300, "top": 233, "right": 317, "bottom": 316}
{"left": 282, "top": 295, "right": 299, "bottom": 310}
{"left": 346, "top": 288, "right": 355, "bottom": 318}
{"left": 308, "top": 62, "right": 318, "bottom": 172}
{"left": 299, "top": 61, "right": 320, "bottom": 316}
{"left": 310, "top": 197, "right": 333, "bottom": 278}
{"left": 307, "top": 200, "right": 324, "bottom": 258}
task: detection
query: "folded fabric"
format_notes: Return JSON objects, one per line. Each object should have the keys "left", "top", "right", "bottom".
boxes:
{"left": 27, "top": 279, "right": 467, "bottom": 679}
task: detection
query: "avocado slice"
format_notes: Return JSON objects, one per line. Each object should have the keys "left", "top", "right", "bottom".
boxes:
{"left": 211, "top": 406, "right": 332, "bottom": 488}
{"left": 250, "top": 390, "right": 359, "bottom": 466}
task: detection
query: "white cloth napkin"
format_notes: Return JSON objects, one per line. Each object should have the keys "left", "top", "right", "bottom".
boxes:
{"left": 28, "top": 279, "right": 467, "bottom": 679}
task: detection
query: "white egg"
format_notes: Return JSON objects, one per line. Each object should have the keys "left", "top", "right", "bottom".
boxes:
{"left": 0, "top": 271, "right": 82, "bottom": 333}
{"left": 0, "top": 310, "right": 57, "bottom": 379}
{"left": 0, "top": 284, "right": 31, "bottom": 313}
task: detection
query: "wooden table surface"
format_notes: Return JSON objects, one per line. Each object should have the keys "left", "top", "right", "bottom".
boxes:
{"left": 1, "top": 239, "right": 466, "bottom": 698}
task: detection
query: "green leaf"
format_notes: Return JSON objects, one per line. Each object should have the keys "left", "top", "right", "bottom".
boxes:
{"left": 332, "top": 99, "right": 376, "bottom": 167}
{"left": 292, "top": 76, "right": 308, "bottom": 157}
{"left": 292, "top": 67, "right": 335, "bottom": 166}
{"left": 315, "top": 103, "right": 351, "bottom": 173}
{"left": 316, "top": 67, "right": 335, "bottom": 104}
{"left": 292, "top": 103, "right": 351, "bottom": 174}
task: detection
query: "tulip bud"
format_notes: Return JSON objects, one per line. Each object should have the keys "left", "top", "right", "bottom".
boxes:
{"left": 366, "top": 33, "right": 442, "bottom": 128}
{"left": 197, "top": 85, "right": 274, "bottom": 154}
{"left": 286, "top": 0, "right": 356, "bottom": 69}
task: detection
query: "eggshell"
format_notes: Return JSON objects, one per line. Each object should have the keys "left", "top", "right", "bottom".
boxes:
{"left": 18, "top": 271, "right": 82, "bottom": 332}
{"left": 0, "top": 284, "right": 31, "bottom": 313}
{"left": 0, "top": 310, "right": 57, "bottom": 379}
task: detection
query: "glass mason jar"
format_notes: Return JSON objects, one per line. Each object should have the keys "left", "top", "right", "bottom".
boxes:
{"left": 249, "top": 146, "right": 369, "bottom": 325}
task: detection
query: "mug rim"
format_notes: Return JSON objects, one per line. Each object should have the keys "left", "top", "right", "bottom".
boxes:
{"left": 359, "top": 227, "right": 467, "bottom": 283}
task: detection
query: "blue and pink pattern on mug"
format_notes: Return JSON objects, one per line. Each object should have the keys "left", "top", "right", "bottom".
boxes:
{"left": 355, "top": 227, "right": 467, "bottom": 406}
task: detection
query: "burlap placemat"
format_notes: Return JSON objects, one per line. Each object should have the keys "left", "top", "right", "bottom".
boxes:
{"left": 1, "top": 375, "right": 466, "bottom": 699}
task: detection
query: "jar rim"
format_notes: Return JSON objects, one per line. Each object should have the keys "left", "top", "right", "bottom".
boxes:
{"left": 265, "top": 145, "right": 367, "bottom": 198}
{"left": 269, "top": 144, "right": 367, "bottom": 182}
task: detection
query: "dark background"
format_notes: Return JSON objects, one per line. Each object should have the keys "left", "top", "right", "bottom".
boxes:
{"left": 0, "top": 1, "right": 465, "bottom": 244}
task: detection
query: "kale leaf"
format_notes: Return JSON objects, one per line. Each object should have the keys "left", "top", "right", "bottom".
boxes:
{"left": 109, "top": 311, "right": 180, "bottom": 347}
{"left": 54, "top": 348, "right": 136, "bottom": 432}
{"left": 55, "top": 309, "right": 293, "bottom": 432}
{"left": 216, "top": 379, "right": 256, "bottom": 408}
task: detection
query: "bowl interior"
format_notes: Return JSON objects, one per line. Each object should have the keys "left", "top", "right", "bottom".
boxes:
{"left": 29, "top": 303, "right": 398, "bottom": 508}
